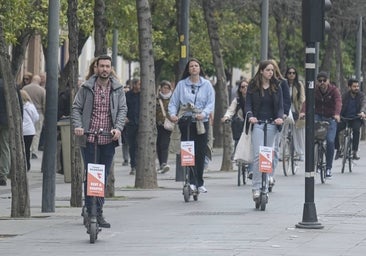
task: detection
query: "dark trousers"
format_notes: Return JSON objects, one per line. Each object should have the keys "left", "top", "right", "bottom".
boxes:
{"left": 81, "top": 142, "right": 115, "bottom": 214}
{"left": 126, "top": 124, "right": 138, "bottom": 168}
{"left": 335, "top": 119, "right": 362, "bottom": 151}
{"left": 24, "top": 135, "right": 34, "bottom": 171}
{"left": 179, "top": 120, "right": 209, "bottom": 187}
{"left": 156, "top": 125, "right": 172, "bottom": 167}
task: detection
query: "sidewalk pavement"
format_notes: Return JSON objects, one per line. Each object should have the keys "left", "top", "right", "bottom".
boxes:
{"left": 1, "top": 141, "right": 366, "bottom": 256}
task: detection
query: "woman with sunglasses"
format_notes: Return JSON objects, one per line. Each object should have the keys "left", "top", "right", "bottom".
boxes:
{"left": 285, "top": 67, "right": 306, "bottom": 161}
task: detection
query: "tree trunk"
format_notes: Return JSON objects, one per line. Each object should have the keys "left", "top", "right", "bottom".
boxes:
{"left": 94, "top": 0, "right": 107, "bottom": 56}
{"left": 67, "top": 0, "right": 83, "bottom": 207}
{"left": 202, "top": 0, "right": 233, "bottom": 171}
{"left": 0, "top": 23, "right": 30, "bottom": 217}
{"left": 135, "top": 0, "right": 158, "bottom": 188}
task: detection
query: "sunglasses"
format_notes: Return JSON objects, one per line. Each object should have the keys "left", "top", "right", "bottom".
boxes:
{"left": 287, "top": 72, "right": 296, "bottom": 75}
{"left": 318, "top": 79, "right": 327, "bottom": 83}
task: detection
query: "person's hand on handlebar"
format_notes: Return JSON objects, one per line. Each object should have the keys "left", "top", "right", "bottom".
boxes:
{"left": 333, "top": 114, "right": 340, "bottom": 123}
{"left": 274, "top": 118, "right": 283, "bottom": 125}
{"left": 111, "top": 129, "right": 121, "bottom": 141}
{"left": 74, "top": 127, "right": 84, "bottom": 136}
{"left": 299, "top": 112, "right": 306, "bottom": 119}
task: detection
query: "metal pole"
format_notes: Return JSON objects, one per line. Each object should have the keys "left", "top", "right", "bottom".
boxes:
{"left": 356, "top": 16, "right": 362, "bottom": 82}
{"left": 315, "top": 42, "right": 320, "bottom": 74}
{"left": 176, "top": 0, "right": 190, "bottom": 182}
{"left": 260, "top": 0, "right": 269, "bottom": 61}
{"left": 112, "top": 29, "right": 118, "bottom": 70}
{"left": 42, "top": 0, "right": 60, "bottom": 212}
{"left": 296, "top": 42, "right": 323, "bottom": 229}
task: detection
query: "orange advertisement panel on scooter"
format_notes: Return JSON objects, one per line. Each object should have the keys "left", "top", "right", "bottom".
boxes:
{"left": 259, "top": 146, "right": 273, "bottom": 173}
{"left": 87, "top": 163, "right": 105, "bottom": 197}
{"left": 181, "top": 141, "right": 195, "bottom": 166}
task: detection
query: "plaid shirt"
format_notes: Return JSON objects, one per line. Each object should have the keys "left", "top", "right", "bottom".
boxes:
{"left": 87, "top": 81, "right": 113, "bottom": 145}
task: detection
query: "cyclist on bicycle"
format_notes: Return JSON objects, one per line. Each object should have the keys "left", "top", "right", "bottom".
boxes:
{"left": 334, "top": 78, "right": 366, "bottom": 160}
{"left": 300, "top": 71, "right": 342, "bottom": 179}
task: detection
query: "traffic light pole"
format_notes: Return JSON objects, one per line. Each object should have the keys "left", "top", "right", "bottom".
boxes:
{"left": 296, "top": 42, "right": 323, "bottom": 229}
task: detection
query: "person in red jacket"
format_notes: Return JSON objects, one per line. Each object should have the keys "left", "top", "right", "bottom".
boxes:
{"left": 300, "top": 71, "right": 342, "bottom": 179}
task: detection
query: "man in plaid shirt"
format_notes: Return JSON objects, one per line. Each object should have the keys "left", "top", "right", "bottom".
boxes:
{"left": 72, "top": 55, "right": 127, "bottom": 228}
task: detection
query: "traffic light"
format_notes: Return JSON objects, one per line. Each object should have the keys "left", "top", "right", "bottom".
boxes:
{"left": 302, "top": 0, "right": 332, "bottom": 42}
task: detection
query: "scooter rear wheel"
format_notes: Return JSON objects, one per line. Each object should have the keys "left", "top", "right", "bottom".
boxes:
{"left": 260, "top": 194, "right": 267, "bottom": 211}
{"left": 89, "top": 221, "right": 98, "bottom": 243}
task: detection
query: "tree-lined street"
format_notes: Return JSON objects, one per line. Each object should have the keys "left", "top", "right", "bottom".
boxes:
{"left": 1, "top": 142, "right": 366, "bottom": 255}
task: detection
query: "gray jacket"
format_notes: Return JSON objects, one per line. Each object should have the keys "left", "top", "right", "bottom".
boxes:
{"left": 71, "top": 75, "right": 127, "bottom": 143}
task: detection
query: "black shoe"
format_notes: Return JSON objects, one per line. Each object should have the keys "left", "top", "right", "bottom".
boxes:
{"left": 0, "top": 179, "right": 6, "bottom": 186}
{"left": 97, "top": 215, "right": 111, "bottom": 228}
{"left": 31, "top": 153, "right": 38, "bottom": 159}
{"left": 248, "top": 172, "right": 253, "bottom": 180}
{"left": 122, "top": 160, "right": 128, "bottom": 166}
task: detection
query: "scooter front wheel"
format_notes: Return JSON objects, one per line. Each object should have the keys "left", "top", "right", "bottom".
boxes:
{"left": 183, "top": 185, "right": 190, "bottom": 202}
{"left": 260, "top": 193, "right": 267, "bottom": 211}
{"left": 89, "top": 220, "right": 98, "bottom": 243}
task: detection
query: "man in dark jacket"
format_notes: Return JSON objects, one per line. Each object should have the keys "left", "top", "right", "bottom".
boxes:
{"left": 311, "top": 71, "right": 342, "bottom": 178}
{"left": 335, "top": 78, "right": 366, "bottom": 160}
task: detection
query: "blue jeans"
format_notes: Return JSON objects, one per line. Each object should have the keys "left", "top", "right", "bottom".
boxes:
{"left": 251, "top": 123, "right": 278, "bottom": 192}
{"left": 81, "top": 142, "right": 115, "bottom": 214}
{"left": 315, "top": 115, "right": 337, "bottom": 170}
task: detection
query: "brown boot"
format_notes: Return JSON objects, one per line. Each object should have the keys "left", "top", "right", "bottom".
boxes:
{"left": 353, "top": 151, "right": 360, "bottom": 160}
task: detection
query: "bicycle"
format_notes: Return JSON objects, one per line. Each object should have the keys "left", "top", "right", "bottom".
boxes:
{"left": 224, "top": 118, "right": 249, "bottom": 186}
{"left": 339, "top": 116, "right": 360, "bottom": 173}
{"left": 82, "top": 129, "right": 112, "bottom": 243}
{"left": 180, "top": 116, "right": 199, "bottom": 202}
{"left": 314, "top": 121, "right": 329, "bottom": 184}
{"left": 282, "top": 122, "right": 297, "bottom": 176}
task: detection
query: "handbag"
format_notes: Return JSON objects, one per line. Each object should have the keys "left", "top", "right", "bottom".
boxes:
{"left": 231, "top": 115, "right": 244, "bottom": 140}
{"left": 158, "top": 98, "right": 175, "bottom": 131}
{"left": 234, "top": 113, "right": 253, "bottom": 163}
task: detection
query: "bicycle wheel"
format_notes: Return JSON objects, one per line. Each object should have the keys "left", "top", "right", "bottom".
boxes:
{"left": 348, "top": 134, "right": 353, "bottom": 173}
{"left": 242, "top": 164, "right": 247, "bottom": 185}
{"left": 237, "top": 163, "right": 242, "bottom": 186}
{"left": 290, "top": 138, "right": 296, "bottom": 175}
{"left": 319, "top": 146, "right": 326, "bottom": 184}
{"left": 341, "top": 135, "right": 350, "bottom": 173}
{"left": 282, "top": 138, "right": 291, "bottom": 176}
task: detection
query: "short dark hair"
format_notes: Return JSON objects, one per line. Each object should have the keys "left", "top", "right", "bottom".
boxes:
{"left": 96, "top": 55, "right": 112, "bottom": 66}
{"left": 348, "top": 78, "right": 359, "bottom": 87}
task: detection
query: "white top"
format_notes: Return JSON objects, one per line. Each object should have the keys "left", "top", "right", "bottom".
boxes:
{"left": 23, "top": 102, "right": 39, "bottom": 136}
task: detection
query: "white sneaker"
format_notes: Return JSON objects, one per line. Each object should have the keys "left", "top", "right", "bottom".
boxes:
{"left": 189, "top": 184, "right": 197, "bottom": 192}
{"left": 252, "top": 190, "right": 260, "bottom": 200}
{"left": 198, "top": 186, "right": 207, "bottom": 193}
{"left": 269, "top": 176, "right": 275, "bottom": 186}
{"left": 160, "top": 164, "right": 170, "bottom": 174}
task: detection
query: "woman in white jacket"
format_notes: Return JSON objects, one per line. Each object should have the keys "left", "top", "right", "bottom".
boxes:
{"left": 20, "top": 90, "right": 39, "bottom": 171}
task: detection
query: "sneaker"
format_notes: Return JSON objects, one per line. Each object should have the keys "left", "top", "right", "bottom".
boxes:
{"left": 269, "top": 176, "right": 275, "bottom": 186}
{"left": 122, "top": 160, "right": 129, "bottom": 166}
{"left": 353, "top": 151, "right": 360, "bottom": 160}
{"left": 97, "top": 215, "right": 111, "bottom": 228}
{"left": 129, "top": 167, "right": 136, "bottom": 175}
{"left": 326, "top": 169, "right": 332, "bottom": 178}
{"left": 189, "top": 184, "right": 197, "bottom": 192}
{"left": 0, "top": 179, "right": 6, "bottom": 186}
{"left": 198, "top": 186, "right": 207, "bottom": 193}
{"left": 252, "top": 190, "right": 260, "bottom": 200}
{"left": 334, "top": 151, "right": 342, "bottom": 160}
{"left": 160, "top": 164, "right": 170, "bottom": 174}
